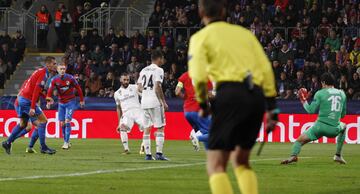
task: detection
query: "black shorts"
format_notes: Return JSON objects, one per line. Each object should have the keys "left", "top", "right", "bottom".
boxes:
{"left": 208, "top": 82, "right": 265, "bottom": 151}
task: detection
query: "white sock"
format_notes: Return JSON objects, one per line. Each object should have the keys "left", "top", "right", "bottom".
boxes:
{"left": 156, "top": 132, "right": 165, "bottom": 154}
{"left": 120, "top": 131, "right": 129, "bottom": 151}
{"left": 143, "top": 134, "right": 151, "bottom": 155}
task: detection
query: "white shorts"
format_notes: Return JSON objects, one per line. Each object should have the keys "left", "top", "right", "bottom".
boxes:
{"left": 143, "top": 106, "right": 166, "bottom": 128}
{"left": 120, "top": 108, "right": 147, "bottom": 132}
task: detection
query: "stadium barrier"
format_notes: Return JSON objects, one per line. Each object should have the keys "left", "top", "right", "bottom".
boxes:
{"left": 0, "top": 110, "right": 359, "bottom": 144}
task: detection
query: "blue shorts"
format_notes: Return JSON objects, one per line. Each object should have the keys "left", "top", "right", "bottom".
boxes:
{"left": 184, "top": 112, "right": 211, "bottom": 134}
{"left": 15, "top": 96, "right": 43, "bottom": 123}
{"left": 58, "top": 100, "right": 77, "bottom": 121}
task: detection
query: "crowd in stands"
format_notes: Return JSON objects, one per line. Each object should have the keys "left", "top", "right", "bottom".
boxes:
{"left": 0, "top": 30, "right": 26, "bottom": 89}
{"left": 38, "top": 0, "right": 360, "bottom": 100}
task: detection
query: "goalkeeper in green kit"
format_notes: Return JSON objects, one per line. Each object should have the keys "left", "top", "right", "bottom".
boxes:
{"left": 281, "top": 73, "right": 347, "bottom": 165}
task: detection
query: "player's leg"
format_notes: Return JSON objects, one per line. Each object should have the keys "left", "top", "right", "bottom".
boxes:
{"left": 207, "top": 150, "right": 233, "bottom": 194}
{"left": 63, "top": 101, "right": 76, "bottom": 149}
{"left": 142, "top": 109, "right": 153, "bottom": 160}
{"left": 281, "top": 123, "right": 320, "bottom": 164}
{"left": 196, "top": 115, "right": 211, "bottom": 150}
{"left": 14, "top": 120, "right": 33, "bottom": 139}
{"left": 57, "top": 103, "right": 67, "bottom": 148}
{"left": 185, "top": 112, "right": 201, "bottom": 151}
{"left": 26, "top": 119, "right": 40, "bottom": 153}
{"left": 37, "top": 112, "right": 56, "bottom": 154}
{"left": 334, "top": 122, "right": 347, "bottom": 164}
{"left": 119, "top": 114, "right": 134, "bottom": 154}
{"left": 154, "top": 106, "right": 168, "bottom": 160}
{"left": 2, "top": 116, "right": 28, "bottom": 154}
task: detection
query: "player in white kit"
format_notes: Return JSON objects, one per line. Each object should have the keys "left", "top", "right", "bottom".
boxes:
{"left": 138, "top": 50, "right": 169, "bottom": 161}
{"left": 114, "top": 73, "right": 147, "bottom": 154}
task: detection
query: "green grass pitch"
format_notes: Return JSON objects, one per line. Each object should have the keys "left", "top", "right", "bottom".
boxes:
{"left": 0, "top": 138, "right": 359, "bottom": 194}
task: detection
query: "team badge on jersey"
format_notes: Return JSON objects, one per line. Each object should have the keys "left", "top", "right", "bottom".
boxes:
{"left": 66, "top": 81, "right": 70, "bottom": 85}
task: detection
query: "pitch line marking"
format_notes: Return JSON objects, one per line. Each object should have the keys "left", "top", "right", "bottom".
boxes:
{"left": 0, "top": 157, "right": 313, "bottom": 182}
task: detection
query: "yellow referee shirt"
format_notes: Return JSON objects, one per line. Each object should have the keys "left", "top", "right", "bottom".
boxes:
{"left": 188, "top": 21, "right": 277, "bottom": 103}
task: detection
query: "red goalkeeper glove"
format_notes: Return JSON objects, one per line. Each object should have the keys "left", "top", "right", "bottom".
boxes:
{"left": 298, "top": 88, "right": 308, "bottom": 104}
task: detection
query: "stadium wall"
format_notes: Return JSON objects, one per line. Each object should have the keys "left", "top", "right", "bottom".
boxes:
{"left": 0, "top": 110, "right": 359, "bottom": 144}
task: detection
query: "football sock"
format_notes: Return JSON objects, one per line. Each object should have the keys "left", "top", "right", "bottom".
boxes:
{"left": 291, "top": 141, "right": 302, "bottom": 156}
{"left": 209, "top": 172, "right": 233, "bottom": 194}
{"left": 7, "top": 124, "right": 24, "bottom": 143}
{"left": 336, "top": 132, "right": 345, "bottom": 155}
{"left": 14, "top": 128, "right": 30, "bottom": 141}
{"left": 29, "top": 129, "right": 39, "bottom": 148}
{"left": 37, "top": 122, "right": 47, "bottom": 149}
{"left": 143, "top": 134, "right": 151, "bottom": 155}
{"left": 64, "top": 123, "right": 71, "bottom": 143}
{"left": 155, "top": 132, "right": 164, "bottom": 153}
{"left": 234, "top": 165, "right": 258, "bottom": 194}
{"left": 120, "top": 131, "right": 129, "bottom": 151}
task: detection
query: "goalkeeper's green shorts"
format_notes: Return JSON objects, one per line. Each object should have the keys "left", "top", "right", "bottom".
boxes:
{"left": 304, "top": 121, "right": 346, "bottom": 141}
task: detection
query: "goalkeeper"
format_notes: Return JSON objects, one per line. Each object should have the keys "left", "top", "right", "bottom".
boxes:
{"left": 281, "top": 73, "right": 347, "bottom": 165}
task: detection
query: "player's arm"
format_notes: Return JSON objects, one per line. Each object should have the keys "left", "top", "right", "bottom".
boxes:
{"left": 46, "top": 78, "right": 56, "bottom": 103}
{"left": 303, "top": 92, "right": 320, "bottom": 114}
{"left": 137, "top": 74, "right": 143, "bottom": 93}
{"left": 175, "top": 81, "right": 184, "bottom": 99}
{"left": 188, "top": 34, "right": 209, "bottom": 110}
{"left": 155, "top": 68, "right": 168, "bottom": 110}
{"left": 341, "top": 93, "right": 347, "bottom": 118}
{"left": 114, "top": 93, "right": 123, "bottom": 133}
{"left": 73, "top": 77, "right": 85, "bottom": 108}
{"left": 30, "top": 73, "right": 45, "bottom": 115}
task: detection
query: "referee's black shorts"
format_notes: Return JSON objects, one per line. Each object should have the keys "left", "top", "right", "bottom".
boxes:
{"left": 209, "top": 82, "right": 265, "bottom": 151}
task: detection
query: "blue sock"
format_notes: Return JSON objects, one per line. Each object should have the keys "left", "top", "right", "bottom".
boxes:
{"left": 65, "top": 123, "right": 71, "bottom": 143}
{"left": 14, "top": 129, "right": 30, "bottom": 140}
{"left": 7, "top": 124, "right": 25, "bottom": 143}
{"left": 62, "top": 125, "right": 66, "bottom": 142}
{"left": 198, "top": 134, "right": 209, "bottom": 150}
{"left": 37, "top": 123, "right": 47, "bottom": 149}
{"left": 29, "top": 129, "right": 39, "bottom": 148}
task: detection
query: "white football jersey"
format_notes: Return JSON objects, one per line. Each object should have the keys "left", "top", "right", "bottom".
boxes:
{"left": 138, "top": 64, "right": 164, "bottom": 109}
{"left": 114, "top": 84, "right": 141, "bottom": 113}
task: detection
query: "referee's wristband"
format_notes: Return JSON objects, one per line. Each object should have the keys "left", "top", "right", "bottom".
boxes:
{"left": 265, "top": 97, "right": 277, "bottom": 111}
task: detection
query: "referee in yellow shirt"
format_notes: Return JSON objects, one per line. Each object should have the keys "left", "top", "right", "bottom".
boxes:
{"left": 188, "top": 1, "right": 279, "bottom": 194}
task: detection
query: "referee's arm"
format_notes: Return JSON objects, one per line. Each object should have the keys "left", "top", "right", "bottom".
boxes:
{"left": 252, "top": 34, "right": 277, "bottom": 110}
{"left": 188, "top": 34, "right": 208, "bottom": 106}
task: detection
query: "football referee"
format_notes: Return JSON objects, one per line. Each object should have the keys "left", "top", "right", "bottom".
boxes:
{"left": 188, "top": 1, "right": 279, "bottom": 194}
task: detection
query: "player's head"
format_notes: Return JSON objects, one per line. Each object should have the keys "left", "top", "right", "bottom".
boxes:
{"left": 45, "top": 56, "right": 57, "bottom": 73}
{"left": 57, "top": 63, "right": 67, "bottom": 76}
{"left": 198, "top": 0, "right": 226, "bottom": 23}
{"left": 120, "top": 73, "right": 130, "bottom": 88}
{"left": 320, "top": 73, "right": 335, "bottom": 87}
{"left": 151, "top": 50, "right": 164, "bottom": 66}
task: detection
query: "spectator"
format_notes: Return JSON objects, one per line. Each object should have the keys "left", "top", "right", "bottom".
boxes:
{"left": 349, "top": 44, "right": 360, "bottom": 67}
{"left": 148, "top": 4, "right": 162, "bottom": 27}
{"left": 88, "top": 29, "right": 104, "bottom": 51}
{"left": 277, "top": 72, "right": 292, "bottom": 98}
{"left": 339, "top": 74, "right": 349, "bottom": 92}
{"left": 90, "top": 45, "right": 105, "bottom": 65}
{"left": 283, "top": 59, "right": 297, "bottom": 80}
{"left": 118, "top": 29, "right": 130, "bottom": 48}
{"left": 72, "top": 5, "right": 84, "bottom": 32}
{"left": 336, "top": 45, "right": 350, "bottom": 66}
{"left": 102, "top": 71, "right": 120, "bottom": 92}
{"left": 306, "top": 46, "right": 320, "bottom": 64}
{"left": 12, "top": 30, "right": 26, "bottom": 62}
{"left": 293, "top": 70, "right": 306, "bottom": 89}
{"left": 320, "top": 44, "right": 336, "bottom": 63}
{"left": 36, "top": 5, "right": 52, "bottom": 49}
{"left": 146, "top": 29, "right": 160, "bottom": 50}
{"left": 230, "top": 4, "right": 241, "bottom": 24}
{"left": 64, "top": 43, "right": 79, "bottom": 66}
{"left": 0, "top": 43, "right": 15, "bottom": 75}
{"left": 0, "top": 58, "right": 7, "bottom": 89}
{"left": 325, "top": 30, "right": 341, "bottom": 52}
{"left": 108, "top": 43, "right": 121, "bottom": 74}
{"left": 257, "top": 3, "right": 271, "bottom": 24}
{"left": 271, "top": 33, "right": 284, "bottom": 49}
{"left": 104, "top": 28, "right": 119, "bottom": 53}
{"left": 272, "top": 60, "right": 282, "bottom": 80}
{"left": 78, "top": 43, "right": 90, "bottom": 61}
{"left": 75, "top": 29, "right": 89, "bottom": 49}
{"left": 278, "top": 42, "right": 294, "bottom": 65}
{"left": 130, "top": 30, "right": 145, "bottom": 49}
{"left": 120, "top": 44, "right": 132, "bottom": 64}
{"left": 97, "top": 88, "right": 106, "bottom": 97}
{"left": 85, "top": 72, "right": 102, "bottom": 96}
{"left": 308, "top": 75, "right": 321, "bottom": 98}
{"left": 134, "top": 44, "right": 149, "bottom": 64}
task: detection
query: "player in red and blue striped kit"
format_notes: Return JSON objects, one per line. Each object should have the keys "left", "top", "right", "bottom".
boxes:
{"left": 2, "top": 56, "right": 58, "bottom": 155}
{"left": 46, "top": 63, "right": 84, "bottom": 149}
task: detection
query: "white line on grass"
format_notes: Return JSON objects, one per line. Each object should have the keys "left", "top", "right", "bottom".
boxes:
{"left": 0, "top": 157, "right": 313, "bottom": 182}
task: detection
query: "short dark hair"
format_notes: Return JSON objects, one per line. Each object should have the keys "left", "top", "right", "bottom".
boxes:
{"left": 151, "top": 50, "right": 163, "bottom": 61}
{"left": 120, "top": 72, "right": 129, "bottom": 77}
{"left": 199, "top": 0, "right": 226, "bottom": 18}
{"left": 45, "top": 56, "right": 55, "bottom": 64}
{"left": 320, "top": 73, "right": 335, "bottom": 86}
